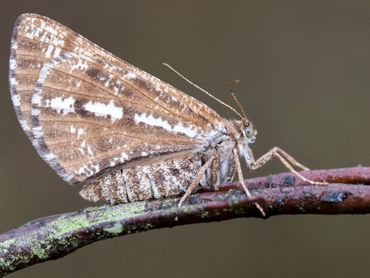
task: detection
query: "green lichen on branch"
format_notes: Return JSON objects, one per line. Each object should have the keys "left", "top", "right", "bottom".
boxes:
{"left": 1, "top": 166, "right": 370, "bottom": 276}
{"left": 0, "top": 202, "right": 147, "bottom": 276}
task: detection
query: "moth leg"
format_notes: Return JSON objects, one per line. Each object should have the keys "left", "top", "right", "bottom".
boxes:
{"left": 178, "top": 155, "right": 216, "bottom": 207}
{"left": 211, "top": 155, "right": 220, "bottom": 190}
{"left": 251, "top": 147, "right": 327, "bottom": 185}
{"left": 233, "top": 149, "right": 266, "bottom": 217}
{"left": 270, "top": 147, "right": 310, "bottom": 171}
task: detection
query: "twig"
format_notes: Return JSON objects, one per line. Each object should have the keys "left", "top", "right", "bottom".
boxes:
{"left": 1, "top": 166, "right": 370, "bottom": 276}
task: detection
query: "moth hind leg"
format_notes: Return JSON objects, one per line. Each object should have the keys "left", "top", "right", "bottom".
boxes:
{"left": 211, "top": 155, "right": 220, "bottom": 190}
{"left": 178, "top": 155, "right": 216, "bottom": 207}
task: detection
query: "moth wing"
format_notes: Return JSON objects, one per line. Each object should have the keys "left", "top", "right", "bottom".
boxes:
{"left": 10, "top": 14, "right": 226, "bottom": 184}
{"left": 10, "top": 13, "right": 223, "bottom": 138}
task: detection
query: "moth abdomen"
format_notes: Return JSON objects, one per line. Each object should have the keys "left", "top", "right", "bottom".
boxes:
{"left": 80, "top": 155, "right": 205, "bottom": 204}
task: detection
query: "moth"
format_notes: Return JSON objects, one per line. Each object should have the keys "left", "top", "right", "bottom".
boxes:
{"left": 9, "top": 14, "right": 322, "bottom": 215}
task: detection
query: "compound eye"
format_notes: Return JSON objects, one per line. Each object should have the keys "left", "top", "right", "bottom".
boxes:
{"left": 245, "top": 127, "right": 254, "bottom": 138}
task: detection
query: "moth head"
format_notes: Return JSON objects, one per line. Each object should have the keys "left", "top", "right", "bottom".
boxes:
{"left": 241, "top": 119, "right": 257, "bottom": 144}
{"left": 226, "top": 84, "right": 257, "bottom": 144}
{"left": 236, "top": 120, "right": 256, "bottom": 167}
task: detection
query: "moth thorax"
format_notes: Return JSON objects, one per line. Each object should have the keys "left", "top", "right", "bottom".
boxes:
{"left": 238, "top": 140, "right": 255, "bottom": 168}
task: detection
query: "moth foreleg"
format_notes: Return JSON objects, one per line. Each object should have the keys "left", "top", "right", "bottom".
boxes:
{"left": 271, "top": 147, "right": 309, "bottom": 171}
{"left": 233, "top": 148, "right": 266, "bottom": 217}
{"left": 251, "top": 147, "right": 327, "bottom": 185}
{"left": 178, "top": 155, "right": 216, "bottom": 207}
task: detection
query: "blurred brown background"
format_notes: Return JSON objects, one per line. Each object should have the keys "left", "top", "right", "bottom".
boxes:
{"left": 1, "top": 1, "right": 370, "bottom": 277}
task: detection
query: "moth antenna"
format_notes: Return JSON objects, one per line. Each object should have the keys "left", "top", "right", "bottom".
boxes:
{"left": 229, "top": 80, "right": 248, "bottom": 120}
{"left": 163, "top": 63, "right": 243, "bottom": 119}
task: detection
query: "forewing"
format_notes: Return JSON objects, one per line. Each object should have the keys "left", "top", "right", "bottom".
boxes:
{"left": 10, "top": 13, "right": 223, "bottom": 136}
{"left": 31, "top": 53, "right": 207, "bottom": 183}
{"left": 9, "top": 14, "right": 225, "bottom": 184}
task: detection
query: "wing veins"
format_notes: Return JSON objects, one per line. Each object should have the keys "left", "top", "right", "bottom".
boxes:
{"left": 62, "top": 142, "right": 197, "bottom": 169}
{"left": 17, "top": 32, "right": 214, "bottom": 128}
{"left": 40, "top": 63, "right": 209, "bottom": 131}
{"left": 16, "top": 37, "right": 182, "bottom": 121}
{"left": 39, "top": 118, "right": 200, "bottom": 144}
{"left": 37, "top": 84, "right": 154, "bottom": 110}
{"left": 17, "top": 23, "right": 219, "bottom": 130}
{"left": 45, "top": 131, "right": 195, "bottom": 147}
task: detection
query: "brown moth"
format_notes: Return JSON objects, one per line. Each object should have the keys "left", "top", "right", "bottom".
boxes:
{"left": 9, "top": 14, "right": 322, "bottom": 215}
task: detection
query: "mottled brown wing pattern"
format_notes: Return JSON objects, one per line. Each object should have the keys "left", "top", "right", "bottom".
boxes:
{"left": 9, "top": 14, "right": 227, "bottom": 188}
{"left": 31, "top": 52, "right": 210, "bottom": 183}
{"left": 10, "top": 13, "right": 223, "bottom": 135}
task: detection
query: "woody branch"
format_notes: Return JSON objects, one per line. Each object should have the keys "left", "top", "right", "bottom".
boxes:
{"left": 1, "top": 166, "right": 370, "bottom": 276}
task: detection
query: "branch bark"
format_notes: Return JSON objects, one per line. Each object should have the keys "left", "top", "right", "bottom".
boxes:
{"left": 1, "top": 166, "right": 370, "bottom": 276}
